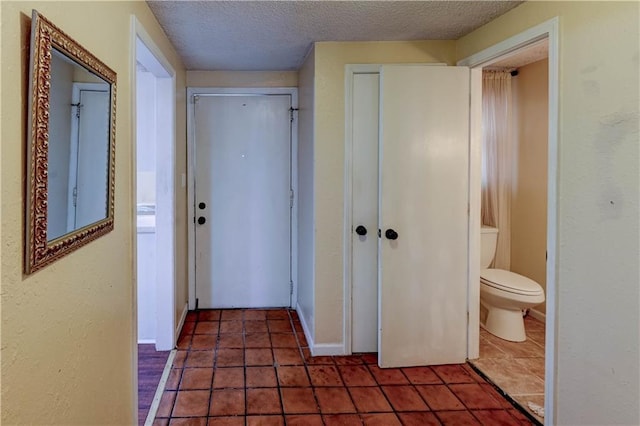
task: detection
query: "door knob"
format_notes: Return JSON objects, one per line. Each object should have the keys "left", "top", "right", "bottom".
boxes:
{"left": 355, "top": 225, "right": 367, "bottom": 236}
{"left": 197, "top": 216, "right": 206, "bottom": 225}
{"left": 385, "top": 228, "right": 398, "bottom": 240}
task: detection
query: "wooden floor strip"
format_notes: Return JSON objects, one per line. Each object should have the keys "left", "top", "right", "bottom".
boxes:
{"left": 144, "top": 349, "right": 176, "bottom": 426}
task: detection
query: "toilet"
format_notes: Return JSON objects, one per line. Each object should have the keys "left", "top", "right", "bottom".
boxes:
{"left": 480, "top": 226, "right": 545, "bottom": 342}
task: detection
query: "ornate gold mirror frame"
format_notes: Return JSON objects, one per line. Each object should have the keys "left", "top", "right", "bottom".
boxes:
{"left": 25, "top": 10, "right": 117, "bottom": 274}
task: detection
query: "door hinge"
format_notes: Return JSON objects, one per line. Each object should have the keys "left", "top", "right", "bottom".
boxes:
{"left": 195, "top": 298, "right": 199, "bottom": 310}
{"left": 289, "top": 189, "right": 294, "bottom": 208}
{"left": 290, "top": 280, "right": 294, "bottom": 295}
{"left": 192, "top": 95, "right": 200, "bottom": 105}
{"left": 289, "top": 107, "right": 298, "bottom": 123}
{"left": 72, "top": 186, "right": 78, "bottom": 207}
{"left": 72, "top": 102, "right": 82, "bottom": 118}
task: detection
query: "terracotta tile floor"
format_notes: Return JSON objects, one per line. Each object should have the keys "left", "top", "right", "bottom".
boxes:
{"left": 153, "top": 309, "right": 533, "bottom": 425}
{"left": 471, "top": 316, "right": 545, "bottom": 424}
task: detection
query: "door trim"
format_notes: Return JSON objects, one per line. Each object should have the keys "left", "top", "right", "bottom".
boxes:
{"left": 458, "top": 17, "right": 559, "bottom": 426}
{"left": 187, "top": 87, "right": 299, "bottom": 310}
{"left": 131, "top": 15, "right": 177, "bottom": 424}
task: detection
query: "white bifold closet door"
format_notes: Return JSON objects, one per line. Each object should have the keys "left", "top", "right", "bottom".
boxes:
{"left": 377, "top": 65, "right": 470, "bottom": 368}
{"left": 351, "top": 73, "right": 381, "bottom": 353}
{"left": 194, "top": 94, "right": 292, "bottom": 309}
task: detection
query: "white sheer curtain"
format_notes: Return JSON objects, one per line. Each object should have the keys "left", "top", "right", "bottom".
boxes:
{"left": 482, "top": 71, "right": 513, "bottom": 270}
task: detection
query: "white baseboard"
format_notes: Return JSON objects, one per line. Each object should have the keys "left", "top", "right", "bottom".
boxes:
{"left": 296, "top": 302, "right": 314, "bottom": 348}
{"left": 175, "top": 302, "right": 189, "bottom": 344}
{"left": 529, "top": 308, "right": 546, "bottom": 323}
{"left": 311, "top": 343, "right": 345, "bottom": 356}
{"left": 138, "top": 339, "right": 156, "bottom": 344}
{"left": 296, "top": 303, "right": 345, "bottom": 356}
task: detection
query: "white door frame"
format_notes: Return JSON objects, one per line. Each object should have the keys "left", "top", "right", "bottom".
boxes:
{"left": 457, "top": 17, "right": 559, "bottom": 426}
{"left": 130, "top": 15, "right": 179, "bottom": 352}
{"left": 67, "top": 82, "right": 110, "bottom": 232}
{"left": 187, "top": 87, "right": 299, "bottom": 310}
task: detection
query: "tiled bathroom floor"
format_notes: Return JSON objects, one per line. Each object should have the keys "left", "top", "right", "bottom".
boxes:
{"left": 153, "top": 308, "right": 532, "bottom": 425}
{"left": 470, "top": 316, "right": 545, "bottom": 424}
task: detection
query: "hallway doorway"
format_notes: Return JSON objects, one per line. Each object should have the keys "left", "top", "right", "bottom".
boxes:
{"left": 133, "top": 18, "right": 178, "bottom": 425}
{"left": 459, "top": 18, "right": 559, "bottom": 425}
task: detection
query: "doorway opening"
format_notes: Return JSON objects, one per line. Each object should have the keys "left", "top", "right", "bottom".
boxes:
{"left": 133, "top": 19, "right": 177, "bottom": 425}
{"left": 135, "top": 34, "right": 176, "bottom": 349}
{"left": 459, "top": 17, "right": 559, "bottom": 425}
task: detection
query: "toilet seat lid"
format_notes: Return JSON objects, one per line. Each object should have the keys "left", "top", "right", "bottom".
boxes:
{"left": 480, "top": 269, "right": 544, "bottom": 295}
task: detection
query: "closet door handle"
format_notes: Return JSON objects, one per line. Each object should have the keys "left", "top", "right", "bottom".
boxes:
{"left": 385, "top": 228, "right": 398, "bottom": 240}
{"left": 355, "top": 225, "right": 367, "bottom": 236}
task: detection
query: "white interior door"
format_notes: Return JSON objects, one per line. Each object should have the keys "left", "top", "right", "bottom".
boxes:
{"left": 69, "top": 86, "right": 110, "bottom": 230}
{"left": 352, "top": 73, "right": 380, "bottom": 353}
{"left": 378, "top": 65, "right": 469, "bottom": 367}
{"left": 194, "top": 94, "right": 292, "bottom": 309}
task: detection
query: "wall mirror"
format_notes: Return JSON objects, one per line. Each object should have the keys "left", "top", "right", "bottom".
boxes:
{"left": 25, "top": 10, "right": 117, "bottom": 274}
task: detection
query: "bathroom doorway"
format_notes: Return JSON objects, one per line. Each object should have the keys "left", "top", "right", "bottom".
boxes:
{"left": 459, "top": 19, "right": 558, "bottom": 425}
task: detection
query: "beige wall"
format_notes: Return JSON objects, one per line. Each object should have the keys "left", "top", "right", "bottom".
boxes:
{"left": 296, "top": 47, "right": 316, "bottom": 340}
{"left": 312, "top": 41, "right": 457, "bottom": 344}
{"left": 187, "top": 70, "right": 298, "bottom": 87}
{"left": 0, "top": 2, "right": 186, "bottom": 424}
{"left": 511, "top": 58, "right": 548, "bottom": 314}
{"left": 458, "top": 3, "right": 639, "bottom": 424}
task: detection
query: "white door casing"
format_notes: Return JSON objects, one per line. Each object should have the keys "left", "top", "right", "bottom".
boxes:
{"left": 193, "top": 94, "right": 293, "bottom": 309}
{"left": 378, "top": 65, "right": 470, "bottom": 368}
{"left": 351, "top": 73, "right": 381, "bottom": 353}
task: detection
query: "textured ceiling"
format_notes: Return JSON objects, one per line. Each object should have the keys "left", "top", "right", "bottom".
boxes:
{"left": 147, "top": 1, "right": 523, "bottom": 71}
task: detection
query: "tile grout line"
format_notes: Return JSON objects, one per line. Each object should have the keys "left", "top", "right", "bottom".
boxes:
{"left": 270, "top": 310, "right": 288, "bottom": 422}
{"left": 332, "top": 358, "right": 369, "bottom": 421}
{"left": 206, "top": 310, "right": 220, "bottom": 421}
{"left": 144, "top": 349, "right": 177, "bottom": 426}
{"left": 362, "top": 361, "right": 409, "bottom": 419}
{"left": 290, "top": 309, "right": 326, "bottom": 422}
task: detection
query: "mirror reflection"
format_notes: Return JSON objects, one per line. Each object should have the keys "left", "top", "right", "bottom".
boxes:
{"left": 48, "top": 49, "right": 111, "bottom": 241}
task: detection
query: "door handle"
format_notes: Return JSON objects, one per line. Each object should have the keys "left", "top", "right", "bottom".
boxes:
{"left": 385, "top": 228, "right": 398, "bottom": 240}
{"left": 355, "top": 225, "right": 367, "bottom": 236}
{"left": 197, "top": 216, "right": 206, "bottom": 225}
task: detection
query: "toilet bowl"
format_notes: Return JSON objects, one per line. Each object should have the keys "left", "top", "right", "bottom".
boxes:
{"left": 480, "top": 227, "right": 545, "bottom": 342}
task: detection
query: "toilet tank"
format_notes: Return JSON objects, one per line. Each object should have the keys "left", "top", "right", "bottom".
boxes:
{"left": 481, "top": 226, "right": 499, "bottom": 269}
